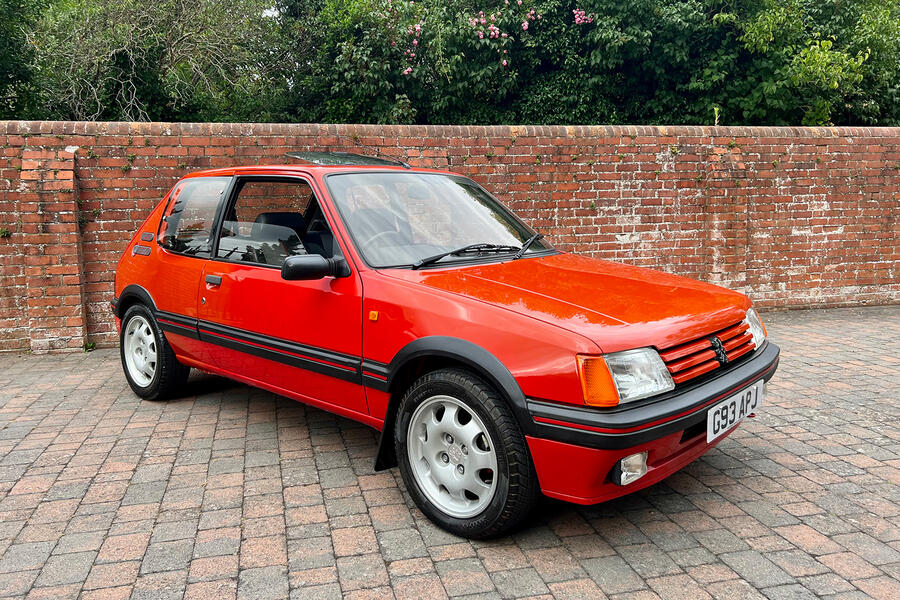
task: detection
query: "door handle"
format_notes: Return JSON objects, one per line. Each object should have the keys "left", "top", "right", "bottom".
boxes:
{"left": 205, "top": 274, "right": 222, "bottom": 286}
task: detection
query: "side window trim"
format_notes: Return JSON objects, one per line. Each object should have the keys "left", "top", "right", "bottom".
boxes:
{"left": 210, "top": 174, "right": 253, "bottom": 260}
{"left": 154, "top": 183, "right": 180, "bottom": 243}
{"left": 211, "top": 174, "right": 322, "bottom": 269}
{"left": 207, "top": 176, "right": 238, "bottom": 258}
{"left": 156, "top": 176, "right": 235, "bottom": 259}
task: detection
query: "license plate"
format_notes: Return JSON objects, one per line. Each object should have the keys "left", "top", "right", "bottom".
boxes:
{"left": 706, "top": 380, "right": 763, "bottom": 443}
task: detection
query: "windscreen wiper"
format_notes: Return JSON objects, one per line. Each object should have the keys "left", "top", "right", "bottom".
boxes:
{"left": 513, "top": 233, "right": 544, "bottom": 259}
{"left": 412, "top": 243, "right": 521, "bottom": 269}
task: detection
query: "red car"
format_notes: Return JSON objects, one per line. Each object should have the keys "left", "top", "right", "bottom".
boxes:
{"left": 113, "top": 153, "right": 779, "bottom": 538}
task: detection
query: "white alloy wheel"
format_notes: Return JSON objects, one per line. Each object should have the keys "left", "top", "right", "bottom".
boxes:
{"left": 123, "top": 315, "right": 158, "bottom": 387}
{"left": 406, "top": 394, "right": 499, "bottom": 518}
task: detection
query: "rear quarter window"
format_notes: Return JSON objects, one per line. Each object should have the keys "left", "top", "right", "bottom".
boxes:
{"left": 158, "top": 177, "right": 230, "bottom": 257}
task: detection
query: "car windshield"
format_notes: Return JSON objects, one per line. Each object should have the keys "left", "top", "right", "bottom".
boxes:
{"left": 326, "top": 172, "right": 552, "bottom": 268}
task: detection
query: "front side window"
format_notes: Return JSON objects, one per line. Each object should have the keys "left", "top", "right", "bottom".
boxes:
{"left": 326, "top": 172, "right": 552, "bottom": 268}
{"left": 158, "top": 177, "right": 230, "bottom": 257}
{"left": 217, "top": 178, "right": 338, "bottom": 267}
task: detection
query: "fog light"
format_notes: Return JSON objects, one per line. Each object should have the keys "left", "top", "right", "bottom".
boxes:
{"left": 613, "top": 452, "right": 648, "bottom": 486}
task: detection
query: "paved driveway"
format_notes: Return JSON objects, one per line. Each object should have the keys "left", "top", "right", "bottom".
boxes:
{"left": 0, "top": 307, "right": 898, "bottom": 600}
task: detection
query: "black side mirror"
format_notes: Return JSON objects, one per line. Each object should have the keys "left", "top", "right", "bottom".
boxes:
{"left": 281, "top": 255, "right": 350, "bottom": 280}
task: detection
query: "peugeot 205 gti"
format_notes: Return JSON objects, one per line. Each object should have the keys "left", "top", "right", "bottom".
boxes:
{"left": 113, "top": 152, "right": 779, "bottom": 538}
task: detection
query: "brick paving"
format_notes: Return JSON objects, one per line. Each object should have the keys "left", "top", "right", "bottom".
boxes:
{"left": 0, "top": 306, "right": 898, "bottom": 600}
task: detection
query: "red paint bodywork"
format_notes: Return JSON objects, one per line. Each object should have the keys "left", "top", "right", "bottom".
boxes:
{"left": 115, "top": 164, "right": 762, "bottom": 505}
{"left": 527, "top": 431, "right": 728, "bottom": 504}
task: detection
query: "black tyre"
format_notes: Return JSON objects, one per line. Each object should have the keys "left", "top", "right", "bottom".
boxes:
{"left": 394, "top": 367, "right": 539, "bottom": 538}
{"left": 120, "top": 304, "right": 190, "bottom": 400}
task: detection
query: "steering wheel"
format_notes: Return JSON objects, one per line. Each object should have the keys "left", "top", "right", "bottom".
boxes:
{"left": 361, "top": 230, "right": 406, "bottom": 249}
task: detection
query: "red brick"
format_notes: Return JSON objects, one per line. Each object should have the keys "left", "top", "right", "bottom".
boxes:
{"left": 0, "top": 123, "right": 898, "bottom": 352}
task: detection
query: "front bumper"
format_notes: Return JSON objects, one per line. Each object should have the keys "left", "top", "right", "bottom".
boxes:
{"left": 525, "top": 341, "right": 779, "bottom": 504}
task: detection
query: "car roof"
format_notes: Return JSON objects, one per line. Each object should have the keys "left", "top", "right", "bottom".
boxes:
{"left": 284, "top": 151, "right": 410, "bottom": 167}
{"left": 180, "top": 152, "right": 459, "bottom": 179}
{"left": 181, "top": 163, "right": 459, "bottom": 179}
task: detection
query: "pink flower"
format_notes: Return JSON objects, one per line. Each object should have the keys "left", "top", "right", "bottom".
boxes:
{"left": 403, "top": 67, "right": 412, "bottom": 75}
{"left": 521, "top": 21, "right": 528, "bottom": 30}
{"left": 412, "top": 39, "right": 418, "bottom": 46}
{"left": 517, "top": 0, "right": 522, "bottom": 4}
{"left": 478, "top": 31, "right": 484, "bottom": 39}
{"left": 502, "top": 59, "right": 508, "bottom": 66}
{"left": 573, "top": 9, "right": 594, "bottom": 24}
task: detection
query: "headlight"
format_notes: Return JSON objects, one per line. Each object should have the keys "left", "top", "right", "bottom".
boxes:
{"left": 744, "top": 307, "right": 767, "bottom": 348}
{"left": 577, "top": 348, "right": 675, "bottom": 407}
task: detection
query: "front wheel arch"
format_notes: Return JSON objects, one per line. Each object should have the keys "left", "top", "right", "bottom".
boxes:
{"left": 393, "top": 366, "right": 539, "bottom": 537}
{"left": 374, "top": 337, "right": 532, "bottom": 471}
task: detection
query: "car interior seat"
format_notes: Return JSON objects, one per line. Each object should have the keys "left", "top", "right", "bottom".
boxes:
{"left": 252, "top": 212, "right": 307, "bottom": 238}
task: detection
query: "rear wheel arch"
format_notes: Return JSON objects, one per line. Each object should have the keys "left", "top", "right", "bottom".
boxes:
{"left": 119, "top": 302, "right": 190, "bottom": 400}
{"left": 115, "top": 284, "right": 157, "bottom": 319}
{"left": 374, "top": 337, "right": 533, "bottom": 471}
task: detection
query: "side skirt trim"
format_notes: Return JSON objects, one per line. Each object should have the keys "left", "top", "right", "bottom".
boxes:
{"left": 197, "top": 323, "right": 361, "bottom": 384}
{"left": 152, "top": 309, "right": 392, "bottom": 388}
{"left": 156, "top": 310, "right": 201, "bottom": 340}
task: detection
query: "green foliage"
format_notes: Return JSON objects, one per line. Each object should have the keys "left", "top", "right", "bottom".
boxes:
{"left": 25, "top": 0, "right": 291, "bottom": 121}
{"left": 3, "top": 0, "right": 898, "bottom": 125}
{"left": 732, "top": 0, "right": 893, "bottom": 125}
{"left": 0, "top": 0, "right": 44, "bottom": 117}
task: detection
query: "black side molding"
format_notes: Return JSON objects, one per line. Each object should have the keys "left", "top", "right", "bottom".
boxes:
{"left": 361, "top": 360, "right": 390, "bottom": 392}
{"left": 156, "top": 311, "right": 201, "bottom": 340}
{"left": 197, "top": 320, "right": 360, "bottom": 383}
{"left": 115, "top": 295, "right": 363, "bottom": 383}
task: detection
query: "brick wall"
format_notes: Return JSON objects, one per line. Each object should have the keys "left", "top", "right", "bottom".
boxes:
{"left": 0, "top": 121, "right": 897, "bottom": 352}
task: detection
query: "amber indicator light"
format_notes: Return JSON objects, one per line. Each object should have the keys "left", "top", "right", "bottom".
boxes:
{"left": 576, "top": 355, "right": 620, "bottom": 407}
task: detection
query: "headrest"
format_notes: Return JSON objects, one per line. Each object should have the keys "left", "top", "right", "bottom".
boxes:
{"left": 253, "top": 212, "right": 306, "bottom": 233}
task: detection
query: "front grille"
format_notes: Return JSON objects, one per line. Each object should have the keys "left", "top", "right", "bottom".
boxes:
{"left": 659, "top": 320, "right": 755, "bottom": 385}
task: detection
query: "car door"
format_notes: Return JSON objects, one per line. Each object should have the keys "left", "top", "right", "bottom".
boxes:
{"left": 152, "top": 176, "right": 232, "bottom": 363}
{"left": 196, "top": 175, "right": 368, "bottom": 418}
